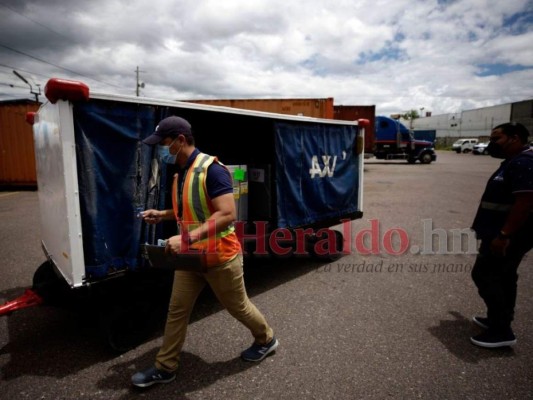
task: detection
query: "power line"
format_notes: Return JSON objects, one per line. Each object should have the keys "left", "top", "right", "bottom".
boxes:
{"left": 0, "top": 82, "right": 27, "bottom": 89}
{"left": 0, "top": 4, "right": 125, "bottom": 91}
{"left": 0, "top": 62, "right": 51, "bottom": 80}
{"left": 0, "top": 3, "right": 72, "bottom": 41}
{"left": 0, "top": 43, "right": 123, "bottom": 89}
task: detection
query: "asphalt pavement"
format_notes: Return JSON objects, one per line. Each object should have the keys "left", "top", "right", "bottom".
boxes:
{"left": 1, "top": 151, "right": 532, "bottom": 400}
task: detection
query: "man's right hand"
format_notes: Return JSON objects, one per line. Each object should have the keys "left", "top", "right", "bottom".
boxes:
{"left": 141, "top": 209, "right": 163, "bottom": 224}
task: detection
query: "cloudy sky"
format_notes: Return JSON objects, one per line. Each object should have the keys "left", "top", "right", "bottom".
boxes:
{"left": 0, "top": 0, "right": 532, "bottom": 116}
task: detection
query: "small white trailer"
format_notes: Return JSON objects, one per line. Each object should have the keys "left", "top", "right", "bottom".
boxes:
{"left": 1, "top": 78, "right": 367, "bottom": 350}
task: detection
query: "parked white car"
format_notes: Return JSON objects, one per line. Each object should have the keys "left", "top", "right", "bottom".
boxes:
{"left": 452, "top": 138, "right": 478, "bottom": 153}
{"left": 472, "top": 142, "right": 489, "bottom": 155}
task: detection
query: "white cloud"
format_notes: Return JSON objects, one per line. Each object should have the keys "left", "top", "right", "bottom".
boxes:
{"left": 0, "top": 0, "right": 531, "bottom": 116}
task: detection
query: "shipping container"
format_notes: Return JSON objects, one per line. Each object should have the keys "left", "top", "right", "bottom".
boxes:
{"left": 183, "top": 98, "right": 335, "bottom": 119}
{"left": 0, "top": 100, "right": 40, "bottom": 187}
{"left": 333, "top": 105, "right": 376, "bottom": 154}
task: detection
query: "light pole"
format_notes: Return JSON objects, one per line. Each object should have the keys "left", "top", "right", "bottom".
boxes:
{"left": 135, "top": 66, "right": 145, "bottom": 96}
{"left": 13, "top": 70, "right": 41, "bottom": 102}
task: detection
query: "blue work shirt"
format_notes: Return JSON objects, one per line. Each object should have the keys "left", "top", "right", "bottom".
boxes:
{"left": 471, "top": 148, "right": 533, "bottom": 239}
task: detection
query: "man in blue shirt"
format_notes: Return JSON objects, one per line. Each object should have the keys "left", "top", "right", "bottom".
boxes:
{"left": 470, "top": 122, "right": 533, "bottom": 348}
{"left": 132, "top": 116, "right": 278, "bottom": 388}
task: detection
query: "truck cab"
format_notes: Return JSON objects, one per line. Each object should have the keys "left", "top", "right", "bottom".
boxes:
{"left": 373, "top": 116, "right": 436, "bottom": 164}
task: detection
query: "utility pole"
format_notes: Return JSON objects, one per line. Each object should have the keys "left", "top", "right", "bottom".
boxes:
{"left": 13, "top": 70, "right": 41, "bottom": 102}
{"left": 135, "top": 66, "right": 145, "bottom": 96}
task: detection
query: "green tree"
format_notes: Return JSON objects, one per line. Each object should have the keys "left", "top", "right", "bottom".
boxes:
{"left": 402, "top": 109, "right": 420, "bottom": 129}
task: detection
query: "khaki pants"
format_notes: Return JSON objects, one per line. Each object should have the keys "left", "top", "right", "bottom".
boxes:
{"left": 155, "top": 255, "right": 274, "bottom": 372}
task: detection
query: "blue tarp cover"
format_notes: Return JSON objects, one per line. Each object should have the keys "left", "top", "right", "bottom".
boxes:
{"left": 274, "top": 122, "right": 359, "bottom": 228}
{"left": 74, "top": 101, "right": 156, "bottom": 278}
{"left": 71, "top": 101, "right": 361, "bottom": 279}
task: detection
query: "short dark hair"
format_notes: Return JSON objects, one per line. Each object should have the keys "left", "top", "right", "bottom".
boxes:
{"left": 493, "top": 122, "right": 530, "bottom": 143}
{"left": 185, "top": 135, "right": 195, "bottom": 146}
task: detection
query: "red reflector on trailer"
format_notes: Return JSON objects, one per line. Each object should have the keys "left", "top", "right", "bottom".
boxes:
{"left": 45, "top": 78, "right": 90, "bottom": 104}
{"left": 26, "top": 111, "right": 36, "bottom": 125}
{"left": 358, "top": 118, "right": 370, "bottom": 127}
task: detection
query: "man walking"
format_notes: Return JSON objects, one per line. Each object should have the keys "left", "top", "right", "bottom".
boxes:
{"left": 132, "top": 116, "right": 278, "bottom": 387}
{"left": 470, "top": 122, "right": 533, "bottom": 348}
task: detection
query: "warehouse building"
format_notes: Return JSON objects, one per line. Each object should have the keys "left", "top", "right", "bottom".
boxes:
{"left": 411, "top": 99, "right": 533, "bottom": 146}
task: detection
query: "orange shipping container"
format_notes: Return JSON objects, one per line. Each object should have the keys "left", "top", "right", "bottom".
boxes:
{"left": 0, "top": 100, "right": 39, "bottom": 187}
{"left": 183, "top": 98, "right": 335, "bottom": 119}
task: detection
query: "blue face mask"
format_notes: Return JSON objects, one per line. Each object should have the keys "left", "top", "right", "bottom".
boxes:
{"left": 158, "top": 145, "right": 177, "bottom": 165}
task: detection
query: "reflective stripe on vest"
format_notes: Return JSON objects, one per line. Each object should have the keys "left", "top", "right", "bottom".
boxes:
{"left": 173, "top": 152, "right": 240, "bottom": 267}
{"left": 480, "top": 201, "right": 512, "bottom": 212}
{"left": 183, "top": 153, "right": 234, "bottom": 238}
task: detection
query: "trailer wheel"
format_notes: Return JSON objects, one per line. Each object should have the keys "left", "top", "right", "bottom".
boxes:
{"left": 98, "top": 271, "right": 172, "bottom": 353}
{"left": 32, "top": 261, "right": 71, "bottom": 306}
{"left": 100, "top": 302, "right": 155, "bottom": 353}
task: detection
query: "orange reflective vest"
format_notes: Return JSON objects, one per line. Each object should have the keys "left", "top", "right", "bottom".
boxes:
{"left": 172, "top": 152, "right": 241, "bottom": 267}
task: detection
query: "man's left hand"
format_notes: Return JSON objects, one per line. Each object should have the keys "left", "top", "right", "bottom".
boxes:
{"left": 165, "top": 235, "right": 183, "bottom": 255}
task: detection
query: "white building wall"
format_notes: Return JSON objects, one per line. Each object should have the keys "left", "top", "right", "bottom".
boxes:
{"left": 389, "top": 99, "right": 532, "bottom": 146}
{"left": 460, "top": 104, "right": 511, "bottom": 136}
{"left": 411, "top": 104, "right": 513, "bottom": 139}
{"left": 411, "top": 113, "right": 462, "bottom": 137}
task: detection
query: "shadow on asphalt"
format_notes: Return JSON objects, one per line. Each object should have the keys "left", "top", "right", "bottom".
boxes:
{"left": 100, "top": 347, "right": 263, "bottom": 399}
{"left": 364, "top": 161, "right": 423, "bottom": 166}
{"left": 0, "top": 255, "right": 327, "bottom": 385}
{"left": 427, "top": 311, "right": 515, "bottom": 363}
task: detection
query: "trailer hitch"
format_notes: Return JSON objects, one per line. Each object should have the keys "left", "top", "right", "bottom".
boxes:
{"left": 0, "top": 288, "right": 44, "bottom": 316}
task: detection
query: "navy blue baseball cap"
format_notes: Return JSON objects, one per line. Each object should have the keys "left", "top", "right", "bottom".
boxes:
{"left": 143, "top": 116, "right": 192, "bottom": 145}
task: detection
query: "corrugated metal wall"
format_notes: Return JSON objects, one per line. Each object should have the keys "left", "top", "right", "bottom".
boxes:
{"left": 511, "top": 100, "right": 533, "bottom": 139}
{"left": 460, "top": 104, "right": 512, "bottom": 137}
{"left": 0, "top": 100, "right": 39, "bottom": 187}
{"left": 412, "top": 99, "right": 533, "bottom": 142}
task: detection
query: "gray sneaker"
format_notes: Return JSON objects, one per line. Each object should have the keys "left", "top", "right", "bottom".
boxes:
{"left": 131, "top": 365, "right": 176, "bottom": 388}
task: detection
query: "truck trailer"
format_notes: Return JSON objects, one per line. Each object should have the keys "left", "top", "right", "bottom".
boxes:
{"left": 1, "top": 78, "right": 367, "bottom": 350}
